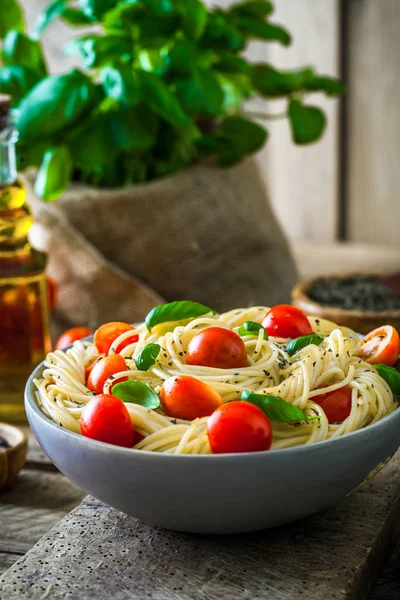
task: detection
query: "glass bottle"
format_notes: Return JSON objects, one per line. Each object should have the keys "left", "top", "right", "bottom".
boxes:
{"left": 0, "top": 94, "right": 51, "bottom": 422}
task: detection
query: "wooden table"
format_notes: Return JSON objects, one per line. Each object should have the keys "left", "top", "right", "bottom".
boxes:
{"left": 0, "top": 428, "right": 400, "bottom": 599}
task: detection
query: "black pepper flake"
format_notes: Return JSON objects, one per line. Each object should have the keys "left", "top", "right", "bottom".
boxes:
{"left": 170, "top": 419, "right": 177, "bottom": 425}
{"left": 179, "top": 352, "right": 184, "bottom": 356}
{"left": 313, "top": 362, "right": 316, "bottom": 367}
{"left": 233, "top": 372, "right": 240, "bottom": 376}
{"left": 335, "top": 354, "right": 339, "bottom": 358}
{"left": 168, "top": 362, "right": 173, "bottom": 367}
{"left": 315, "top": 319, "right": 320, "bottom": 325}
{"left": 109, "top": 375, "right": 115, "bottom": 380}
{"left": 225, "top": 380, "right": 231, "bottom": 384}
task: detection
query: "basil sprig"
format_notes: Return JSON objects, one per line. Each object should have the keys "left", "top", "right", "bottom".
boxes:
{"left": 238, "top": 321, "right": 268, "bottom": 340}
{"left": 241, "top": 390, "right": 318, "bottom": 423}
{"left": 374, "top": 364, "right": 400, "bottom": 395}
{"left": 286, "top": 334, "right": 324, "bottom": 356}
{"left": 112, "top": 381, "right": 160, "bottom": 409}
{"left": 135, "top": 343, "right": 161, "bottom": 372}
{"left": 145, "top": 300, "right": 217, "bottom": 331}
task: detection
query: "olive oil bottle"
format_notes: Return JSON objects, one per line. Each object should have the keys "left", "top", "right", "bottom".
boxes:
{"left": 0, "top": 94, "right": 51, "bottom": 422}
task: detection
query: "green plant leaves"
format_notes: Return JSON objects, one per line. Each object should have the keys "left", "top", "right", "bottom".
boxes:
{"left": 176, "top": 68, "right": 224, "bottom": 117}
{"left": 374, "top": 365, "right": 400, "bottom": 396}
{"left": 65, "top": 35, "right": 133, "bottom": 69}
{"left": 304, "top": 75, "right": 345, "bottom": 96}
{"left": 178, "top": 0, "right": 207, "bottom": 40}
{"left": 135, "top": 344, "right": 162, "bottom": 371}
{"left": 286, "top": 334, "right": 324, "bottom": 356}
{"left": 0, "top": 0, "right": 25, "bottom": 39}
{"left": 2, "top": 31, "right": 47, "bottom": 76}
{"left": 234, "top": 17, "right": 290, "bottom": 45}
{"left": 34, "top": 146, "right": 72, "bottom": 201}
{"left": 0, "top": 65, "right": 42, "bottom": 105}
{"left": 289, "top": 98, "right": 326, "bottom": 145}
{"left": 238, "top": 321, "right": 268, "bottom": 340}
{"left": 112, "top": 381, "right": 160, "bottom": 409}
{"left": 101, "top": 66, "right": 141, "bottom": 105}
{"left": 78, "top": 0, "right": 115, "bottom": 20}
{"left": 17, "top": 70, "right": 101, "bottom": 141}
{"left": 252, "top": 64, "right": 314, "bottom": 97}
{"left": 60, "top": 8, "right": 94, "bottom": 26}
{"left": 137, "top": 70, "right": 190, "bottom": 126}
{"left": 216, "top": 116, "right": 268, "bottom": 164}
{"left": 241, "top": 390, "right": 317, "bottom": 423}
{"left": 34, "top": 0, "right": 68, "bottom": 38}
{"left": 145, "top": 301, "right": 217, "bottom": 331}
{"left": 230, "top": 1, "right": 274, "bottom": 19}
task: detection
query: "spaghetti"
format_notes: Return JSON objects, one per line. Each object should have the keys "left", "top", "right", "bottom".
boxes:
{"left": 34, "top": 306, "right": 396, "bottom": 454}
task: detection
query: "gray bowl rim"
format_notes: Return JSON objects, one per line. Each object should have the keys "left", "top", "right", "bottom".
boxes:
{"left": 26, "top": 350, "right": 400, "bottom": 462}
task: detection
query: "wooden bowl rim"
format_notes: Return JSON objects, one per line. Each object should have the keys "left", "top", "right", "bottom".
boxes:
{"left": 0, "top": 422, "right": 27, "bottom": 455}
{"left": 292, "top": 272, "right": 400, "bottom": 319}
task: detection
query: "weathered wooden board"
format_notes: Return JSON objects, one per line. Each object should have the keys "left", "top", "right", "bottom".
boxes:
{"left": 2, "top": 451, "right": 400, "bottom": 600}
{"left": 346, "top": 0, "right": 400, "bottom": 246}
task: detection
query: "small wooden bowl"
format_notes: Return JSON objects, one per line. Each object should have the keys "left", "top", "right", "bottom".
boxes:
{"left": 292, "top": 273, "right": 400, "bottom": 335}
{"left": 0, "top": 423, "right": 27, "bottom": 490}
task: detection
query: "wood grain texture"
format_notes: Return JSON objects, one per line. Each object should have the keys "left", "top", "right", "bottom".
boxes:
{"left": 346, "top": 0, "right": 400, "bottom": 246}
{"left": 2, "top": 451, "right": 400, "bottom": 600}
{"left": 250, "top": 0, "right": 340, "bottom": 242}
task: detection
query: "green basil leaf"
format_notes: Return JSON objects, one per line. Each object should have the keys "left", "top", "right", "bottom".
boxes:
{"left": 0, "top": 65, "right": 42, "bottom": 105}
{"left": 178, "top": 0, "right": 207, "bottom": 40}
{"left": 101, "top": 66, "right": 141, "bottom": 106}
{"left": 137, "top": 70, "right": 190, "bottom": 127}
{"left": 215, "top": 54, "right": 252, "bottom": 76}
{"left": 176, "top": 68, "right": 224, "bottom": 117}
{"left": 201, "top": 14, "right": 246, "bottom": 52}
{"left": 108, "top": 105, "right": 158, "bottom": 152}
{"left": 78, "top": 0, "right": 116, "bottom": 20}
{"left": 242, "top": 390, "right": 317, "bottom": 422}
{"left": 17, "top": 70, "right": 101, "bottom": 141}
{"left": 2, "top": 31, "right": 47, "bottom": 76}
{"left": 64, "top": 35, "right": 132, "bottom": 69}
{"left": 252, "top": 64, "right": 315, "bottom": 98}
{"left": 60, "top": 8, "right": 94, "bottom": 26}
{"left": 239, "top": 321, "right": 268, "bottom": 340}
{"left": 0, "top": 0, "right": 25, "bottom": 39}
{"left": 145, "top": 301, "right": 217, "bottom": 331}
{"left": 286, "top": 334, "right": 324, "bottom": 357}
{"left": 215, "top": 116, "right": 268, "bottom": 165}
{"left": 230, "top": 0, "right": 274, "bottom": 19}
{"left": 233, "top": 17, "right": 291, "bottom": 45}
{"left": 374, "top": 365, "right": 400, "bottom": 396}
{"left": 112, "top": 381, "right": 160, "bottom": 409}
{"left": 34, "top": 145, "right": 72, "bottom": 202}
{"left": 289, "top": 98, "right": 326, "bottom": 145}
{"left": 304, "top": 75, "right": 345, "bottom": 96}
{"left": 34, "top": 0, "right": 67, "bottom": 38}
{"left": 135, "top": 344, "right": 162, "bottom": 371}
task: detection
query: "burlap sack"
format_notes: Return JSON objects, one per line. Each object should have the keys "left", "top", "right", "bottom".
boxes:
{"left": 26, "top": 158, "right": 298, "bottom": 333}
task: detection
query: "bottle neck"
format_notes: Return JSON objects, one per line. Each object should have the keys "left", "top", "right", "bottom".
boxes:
{"left": 0, "top": 125, "right": 18, "bottom": 190}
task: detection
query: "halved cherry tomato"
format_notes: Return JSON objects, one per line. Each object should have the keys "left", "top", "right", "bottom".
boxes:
{"left": 186, "top": 327, "right": 247, "bottom": 369}
{"left": 358, "top": 325, "right": 400, "bottom": 367}
{"left": 47, "top": 277, "right": 57, "bottom": 310}
{"left": 55, "top": 326, "right": 93, "bottom": 350}
{"left": 314, "top": 386, "right": 352, "bottom": 424}
{"left": 87, "top": 354, "right": 128, "bottom": 395}
{"left": 94, "top": 322, "right": 138, "bottom": 355}
{"left": 262, "top": 304, "right": 312, "bottom": 339}
{"left": 160, "top": 375, "right": 223, "bottom": 420}
{"left": 207, "top": 401, "right": 273, "bottom": 454}
{"left": 80, "top": 394, "right": 134, "bottom": 448}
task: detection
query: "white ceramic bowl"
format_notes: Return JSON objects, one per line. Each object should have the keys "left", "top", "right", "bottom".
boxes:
{"left": 25, "top": 361, "right": 400, "bottom": 534}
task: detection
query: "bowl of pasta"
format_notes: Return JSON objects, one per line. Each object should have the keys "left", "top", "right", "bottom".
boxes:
{"left": 25, "top": 301, "right": 400, "bottom": 534}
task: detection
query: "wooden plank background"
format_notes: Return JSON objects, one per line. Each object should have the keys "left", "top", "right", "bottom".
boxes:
{"left": 18, "top": 0, "right": 400, "bottom": 251}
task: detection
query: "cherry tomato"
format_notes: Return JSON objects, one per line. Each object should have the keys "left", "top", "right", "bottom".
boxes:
{"left": 87, "top": 354, "right": 128, "bottom": 395}
{"left": 358, "top": 325, "right": 400, "bottom": 367}
{"left": 186, "top": 327, "right": 247, "bottom": 369}
{"left": 47, "top": 277, "right": 57, "bottom": 310}
{"left": 262, "top": 304, "right": 312, "bottom": 339}
{"left": 55, "top": 326, "right": 93, "bottom": 350}
{"left": 84, "top": 355, "right": 104, "bottom": 381}
{"left": 94, "top": 322, "right": 139, "bottom": 355}
{"left": 80, "top": 394, "right": 134, "bottom": 448}
{"left": 160, "top": 375, "right": 223, "bottom": 420}
{"left": 207, "top": 401, "right": 273, "bottom": 454}
{"left": 314, "top": 386, "right": 352, "bottom": 424}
